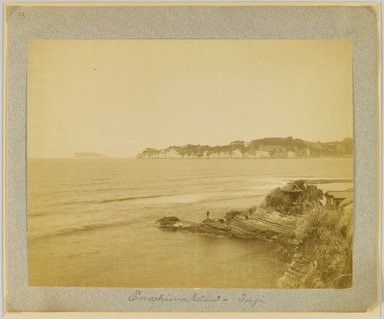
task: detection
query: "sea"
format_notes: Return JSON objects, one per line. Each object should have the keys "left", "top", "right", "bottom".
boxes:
{"left": 27, "top": 158, "right": 353, "bottom": 288}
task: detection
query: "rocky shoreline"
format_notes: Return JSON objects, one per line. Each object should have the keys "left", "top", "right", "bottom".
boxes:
{"left": 156, "top": 180, "right": 353, "bottom": 288}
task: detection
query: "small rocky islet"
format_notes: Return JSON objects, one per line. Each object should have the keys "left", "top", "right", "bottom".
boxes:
{"left": 156, "top": 180, "right": 353, "bottom": 288}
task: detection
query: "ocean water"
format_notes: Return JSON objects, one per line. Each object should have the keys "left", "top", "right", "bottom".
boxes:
{"left": 27, "top": 158, "right": 353, "bottom": 287}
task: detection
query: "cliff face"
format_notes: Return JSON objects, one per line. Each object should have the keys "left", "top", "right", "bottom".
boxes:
{"left": 156, "top": 180, "right": 353, "bottom": 288}
{"left": 137, "top": 137, "right": 352, "bottom": 159}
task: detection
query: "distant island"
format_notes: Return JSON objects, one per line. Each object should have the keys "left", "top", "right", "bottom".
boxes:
{"left": 73, "top": 152, "right": 107, "bottom": 159}
{"left": 137, "top": 137, "right": 352, "bottom": 159}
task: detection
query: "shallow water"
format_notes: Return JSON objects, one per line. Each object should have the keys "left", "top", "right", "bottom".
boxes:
{"left": 27, "top": 158, "right": 352, "bottom": 287}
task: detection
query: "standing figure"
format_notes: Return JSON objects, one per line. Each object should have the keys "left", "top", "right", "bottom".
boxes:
{"left": 206, "top": 211, "right": 210, "bottom": 219}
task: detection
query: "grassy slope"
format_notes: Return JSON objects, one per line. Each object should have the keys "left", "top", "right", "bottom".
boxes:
{"left": 277, "top": 204, "right": 353, "bottom": 288}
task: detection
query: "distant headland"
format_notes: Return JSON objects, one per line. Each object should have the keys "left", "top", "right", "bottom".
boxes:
{"left": 137, "top": 137, "right": 352, "bottom": 159}
{"left": 72, "top": 152, "right": 107, "bottom": 159}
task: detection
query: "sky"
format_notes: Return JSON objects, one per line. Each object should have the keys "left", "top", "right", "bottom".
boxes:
{"left": 27, "top": 39, "right": 353, "bottom": 158}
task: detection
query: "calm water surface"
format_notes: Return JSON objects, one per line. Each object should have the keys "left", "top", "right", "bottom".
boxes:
{"left": 27, "top": 158, "right": 352, "bottom": 287}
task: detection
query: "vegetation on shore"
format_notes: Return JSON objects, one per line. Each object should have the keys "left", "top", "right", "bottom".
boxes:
{"left": 277, "top": 205, "right": 352, "bottom": 288}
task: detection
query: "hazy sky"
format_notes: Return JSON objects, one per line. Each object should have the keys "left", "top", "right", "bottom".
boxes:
{"left": 27, "top": 40, "right": 352, "bottom": 158}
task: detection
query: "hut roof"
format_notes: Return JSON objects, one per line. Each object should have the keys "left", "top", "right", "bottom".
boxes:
{"left": 325, "top": 190, "right": 353, "bottom": 201}
{"left": 339, "top": 197, "right": 353, "bottom": 208}
{"left": 280, "top": 183, "right": 303, "bottom": 193}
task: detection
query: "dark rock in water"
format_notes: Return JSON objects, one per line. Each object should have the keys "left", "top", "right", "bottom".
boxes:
{"left": 156, "top": 216, "right": 232, "bottom": 236}
{"left": 156, "top": 216, "right": 180, "bottom": 223}
{"left": 156, "top": 216, "right": 181, "bottom": 230}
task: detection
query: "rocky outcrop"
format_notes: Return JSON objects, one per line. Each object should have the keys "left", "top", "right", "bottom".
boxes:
{"left": 157, "top": 206, "right": 297, "bottom": 240}
{"left": 156, "top": 180, "right": 353, "bottom": 288}
{"left": 156, "top": 216, "right": 232, "bottom": 237}
{"left": 156, "top": 181, "right": 317, "bottom": 241}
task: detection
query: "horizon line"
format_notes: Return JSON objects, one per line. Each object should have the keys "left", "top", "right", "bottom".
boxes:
{"left": 28, "top": 136, "right": 353, "bottom": 160}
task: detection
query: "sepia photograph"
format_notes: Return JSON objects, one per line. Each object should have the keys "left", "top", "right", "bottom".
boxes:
{"left": 27, "top": 39, "right": 354, "bottom": 289}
